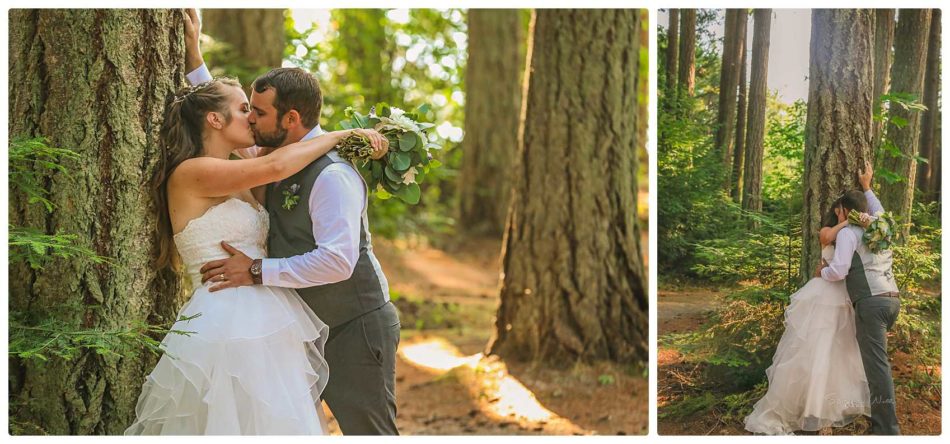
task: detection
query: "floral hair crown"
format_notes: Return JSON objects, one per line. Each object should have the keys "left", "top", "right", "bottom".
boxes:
{"left": 171, "top": 80, "right": 215, "bottom": 105}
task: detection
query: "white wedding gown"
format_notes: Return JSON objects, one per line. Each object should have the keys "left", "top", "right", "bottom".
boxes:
{"left": 744, "top": 245, "right": 871, "bottom": 435}
{"left": 125, "top": 198, "right": 329, "bottom": 435}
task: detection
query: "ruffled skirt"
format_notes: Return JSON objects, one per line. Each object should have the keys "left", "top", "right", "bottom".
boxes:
{"left": 125, "top": 284, "right": 329, "bottom": 435}
{"left": 744, "top": 278, "right": 871, "bottom": 435}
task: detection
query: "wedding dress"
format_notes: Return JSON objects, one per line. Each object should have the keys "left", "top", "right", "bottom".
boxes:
{"left": 125, "top": 198, "right": 329, "bottom": 435}
{"left": 744, "top": 245, "right": 871, "bottom": 435}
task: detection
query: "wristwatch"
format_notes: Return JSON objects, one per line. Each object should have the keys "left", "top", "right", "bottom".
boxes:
{"left": 250, "top": 259, "right": 263, "bottom": 285}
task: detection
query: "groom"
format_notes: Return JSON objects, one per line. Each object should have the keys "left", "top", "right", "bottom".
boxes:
{"left": 816, "top": 164, "right": 901, "bottom": 435}
{"left": 181, "top": 10, "right": 400, "bottom": 435}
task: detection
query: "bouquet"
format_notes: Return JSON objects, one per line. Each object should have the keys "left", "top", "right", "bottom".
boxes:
{"left": 848, "top": 209, "right": 898, "bottom": 253}
{"left": 335, "top": 103, "right": 442, "bottom": 204}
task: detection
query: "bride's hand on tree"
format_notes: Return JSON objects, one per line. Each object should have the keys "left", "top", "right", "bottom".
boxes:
{"left": 200, "top": 242, "right": 255, "bottom": 292}
{"left": 858, "top": 160, "right": 873, "bottom": 191}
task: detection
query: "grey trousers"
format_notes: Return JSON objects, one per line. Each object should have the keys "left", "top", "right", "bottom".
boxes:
{"left": 321, "top": 302, "right": 400, "bottom": 435}
{"left": 854, "top": 296, "right": 901, "bottom": 435}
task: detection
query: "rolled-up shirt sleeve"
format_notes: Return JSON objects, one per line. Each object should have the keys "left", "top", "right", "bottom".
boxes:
{"left": 865, "top": 189, "right": 884, "bottom": 216}
{"left": 821, "top": 228, "right": 858, "bottom": 281}
{"left": 186, "top": 63, "right": 213, "bottom": 85}
{"left": 260, "top": 164, "right": 364, "bottom": 288}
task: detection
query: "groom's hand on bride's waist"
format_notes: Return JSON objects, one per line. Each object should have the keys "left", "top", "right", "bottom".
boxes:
{"left": 200, "top": 241, "right": 255, "bottom": 292}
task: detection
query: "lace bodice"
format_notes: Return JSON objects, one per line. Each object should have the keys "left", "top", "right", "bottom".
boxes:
{"left": 173, "top": 198, "right": 268, "bottom": 287}
{"left": 821, "top": 244, "right": 835, "bottom": 263}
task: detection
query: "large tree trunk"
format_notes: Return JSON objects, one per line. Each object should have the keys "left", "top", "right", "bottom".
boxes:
{"left": 677, "top": 9, "right": 697, "bottom": 98}
{"left": 8, "top": 9, "right": 185, "bottom": 434}
{"left": 716, "top": 9, "right": 743, "bottom": 181}
{"left": 458, "top": 10, "right": 523, "bottom": 236}
{"left": 201, "top": 9, "right": 285, "bottom": 91}
{"left": 801, "top": 9, "right": 875, "bottom": 281}
{"left": 871, "top": 9, "right": 896, "bottom": 154}
{"left": 741, "top": 9, "right": 771, "bottom": 222}
{"left": 879, "top": 9, "right": 932, "bottom": 235}
{"left": 665, "top": 9, "right": 679, "bottom": 95}
{"left": 488, "top": 10, "right": 647, "bottom": 364}
{"left": 731, "top": 9, "right": 749, "bottom": 201}
{"left": 331, "top": 10, "right": 396, "bottom": 107}
{"left": 916, "top": 9, "right": 940, "bottom": 200}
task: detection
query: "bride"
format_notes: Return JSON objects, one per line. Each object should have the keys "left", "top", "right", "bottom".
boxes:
{"left": 124, "top": 78, "right": 387, "bottom": 434}
{"left": 743, "top": 199, "right": 872, "bottom": 435}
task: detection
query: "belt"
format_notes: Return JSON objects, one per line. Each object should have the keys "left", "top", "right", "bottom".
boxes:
{"left": 873, "top": 292, "right": 900, "bottom": 298}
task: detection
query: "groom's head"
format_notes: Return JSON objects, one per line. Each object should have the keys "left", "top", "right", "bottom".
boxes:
{"left": 249, "top": 68, "right": 323, "bottom": 148}
{"left": 837, "top": 190, "right": 868, "bottom": 218}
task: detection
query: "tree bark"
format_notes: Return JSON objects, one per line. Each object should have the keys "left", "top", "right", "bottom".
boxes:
{"left": 458, "top": 10, "right": 523, "bottom": 236}
{"left": 488, "top": 9, "right": 647, "bottom": 364}
{"left": 801, "top": 9, "right": 875, "bottom": 281}
{"left": 678, "top": 9, "right": 697, "bottom": 98}
{"left": 8, "top": 9, "right": 186, "bottom": 434}
{"left": 741, "top": 9, "right": 771, "bottom": 222}
{"left": 731, "top": 9, "right": 749, "bottom": 201}
{"left": 872, "top": 9, "right": 896, "bottom": 154}
{"left": 916, "top": 9, "right": 940, "bottom": 199}
{"left": 716, "top": 9, "right": 743, "bottom": 180}
{"left": 879, "top": 9, "right": 932, "bottom": 235}
{"left": 665, "top": 9, "right": 679, "bottom": 94}
{"left": 201, "top": 9, "right": 285, "bottom": 92}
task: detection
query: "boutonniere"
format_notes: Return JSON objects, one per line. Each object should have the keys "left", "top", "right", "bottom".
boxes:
{"left": 281, "top": 183, "right": 301, "bottom": 211}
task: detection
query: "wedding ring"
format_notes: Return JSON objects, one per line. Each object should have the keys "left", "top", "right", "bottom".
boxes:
{"left": 219, "top": 274, "right": 226, "bottom": 282}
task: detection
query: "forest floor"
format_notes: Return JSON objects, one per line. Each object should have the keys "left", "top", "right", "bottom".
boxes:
{"left": 319, "top": 236, "right": 648, "bottom": 435}
{"left": 657, "top": 284, "right": 942, "bottom": 435}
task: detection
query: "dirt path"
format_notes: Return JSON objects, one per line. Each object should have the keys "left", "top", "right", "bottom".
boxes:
{"left": 657, "top": 285, "right": 942, "bottom": 435}
{"left": 321, "top": 237, "right": 647, "bottom": 435}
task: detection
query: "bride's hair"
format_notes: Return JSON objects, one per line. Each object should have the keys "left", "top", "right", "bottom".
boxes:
{"left": 150, "top": 77, "right": 242, "bottom": 270}
{"left": 822, "top": 198, "right": 842, "bottom": 228}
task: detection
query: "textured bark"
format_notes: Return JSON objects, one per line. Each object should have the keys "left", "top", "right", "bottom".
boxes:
{"left": 8, "top": 9, "right": 185, "bottom": 434}
{"left": 458, "top": 10, "right": 523, "bottom": 236}
{"left": 201, "top": 8, "right": 285, "bottom": 90}
{"left": 916, "top": 10, "right": 940, "bottom": 199}
{"left": 665, "top": 9, "right": 679, "bottom": 94}
{"left": 731, "top": 9, "right": 749, "bottom": 201}
{"left": 488, "top": 10, "right": 647, "bottom": 364}
{"left": 717, "top": 9, "right": 743, "bottom": 184}
{"left": 801, "top": 10, "right": 875, "bottom": 281}
{"left": 741, "top": 9, "right": 771, "bottom": 221}
{"left": 872, "top": 9, "right": 896, "bottom": 153}
{"left": 677, "top": 9, "right": 697, "bottom": 97}
{"left": 879, "top": 9, "right": 931, "bottom": 235}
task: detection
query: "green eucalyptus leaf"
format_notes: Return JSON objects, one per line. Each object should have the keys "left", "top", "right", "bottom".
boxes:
{"left": 399, "top": 132, "right": 417, "bottom": 151}
{"left": 392, "top": 152, "right": 411, "bottom": 171}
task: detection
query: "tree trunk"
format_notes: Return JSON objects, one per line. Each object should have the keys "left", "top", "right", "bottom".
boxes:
{"left": 741, "top": 9, "right": 771, "bottom": 222}
{"left": 801, "top": 9, "right": 875, "bottom": 281}
{"left": 665, "top": 9, "right": 679, "bottom": 94}
{"left": 731, "top": 9, "right": 749, "bottom": 201}
{"left": 488, "top": 9, "right": 647, "bottom": 364}
{"left": 916, "top": 9, "right": 940, "bottom": 200}
{"left": 458, "top": 10, "right": 523, "bottom": 236}
{"left": 8, "top": 9, "right": 185, "bottom": 434}
{"left": 678, "top": 9, "right": 697, "bottom": 98}
{"left": 716, "top": 9, "right": 742, "bottom": 180}
{"left": 201, "top": 9, "right": 285, "bottom": 91}
{"left": 331, "top": 10, "right": 396, "bottom": 107}
{"left": 871, "top": 9, "right": 896, "bottom": 154}
{"left": 879, "top": 9, "right": 932, "bottom": 235}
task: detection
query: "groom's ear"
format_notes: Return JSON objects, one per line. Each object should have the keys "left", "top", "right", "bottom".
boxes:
{"left": 282, "top": 109, "right": 302, "bottom": 129}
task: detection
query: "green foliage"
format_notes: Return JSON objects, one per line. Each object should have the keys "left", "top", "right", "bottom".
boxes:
{"left": 9, "top": 137, "right": 80, "bottom": 212}
{"left": 874, "top": 92, "right": 929, "bottom": 184}
{"left": 8, "top": 226, "right": 112, "bottom": 270}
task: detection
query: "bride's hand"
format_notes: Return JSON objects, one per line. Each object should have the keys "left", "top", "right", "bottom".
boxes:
{"left": 352, "top": 128, "right": 390, "bottom": 160}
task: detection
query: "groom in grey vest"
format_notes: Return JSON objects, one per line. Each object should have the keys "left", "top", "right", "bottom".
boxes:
{"left": 183, "top": 21, "right": 399, "bottom": 434}
{"left": 816, "top": 166, "right": 901, "bottom": 435}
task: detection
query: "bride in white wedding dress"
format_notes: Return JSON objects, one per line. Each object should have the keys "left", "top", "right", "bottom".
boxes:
{"left": 125, "top": 78, "right": 387, "bottom": 435}
{"left": 744, "top": 203, "right": 871, "bottom": 435}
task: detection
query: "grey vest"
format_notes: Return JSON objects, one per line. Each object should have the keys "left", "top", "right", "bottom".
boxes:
{"left": 843, "top": 225, "right": 899, "bottom": 305}
{"left": 265, "top": 153, "right": 389, "bottom": 328}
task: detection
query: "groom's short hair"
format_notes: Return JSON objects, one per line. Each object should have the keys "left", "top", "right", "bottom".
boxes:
{"left": 839, "top": 190, "right": 868, "bottom": 213}
{"left": 252, "top": 68, "right": 322, "bottom": 129}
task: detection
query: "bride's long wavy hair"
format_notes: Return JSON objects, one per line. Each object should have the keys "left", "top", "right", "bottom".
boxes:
{"left": 151, "top": 77, "right": 242, "bottom": 271}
